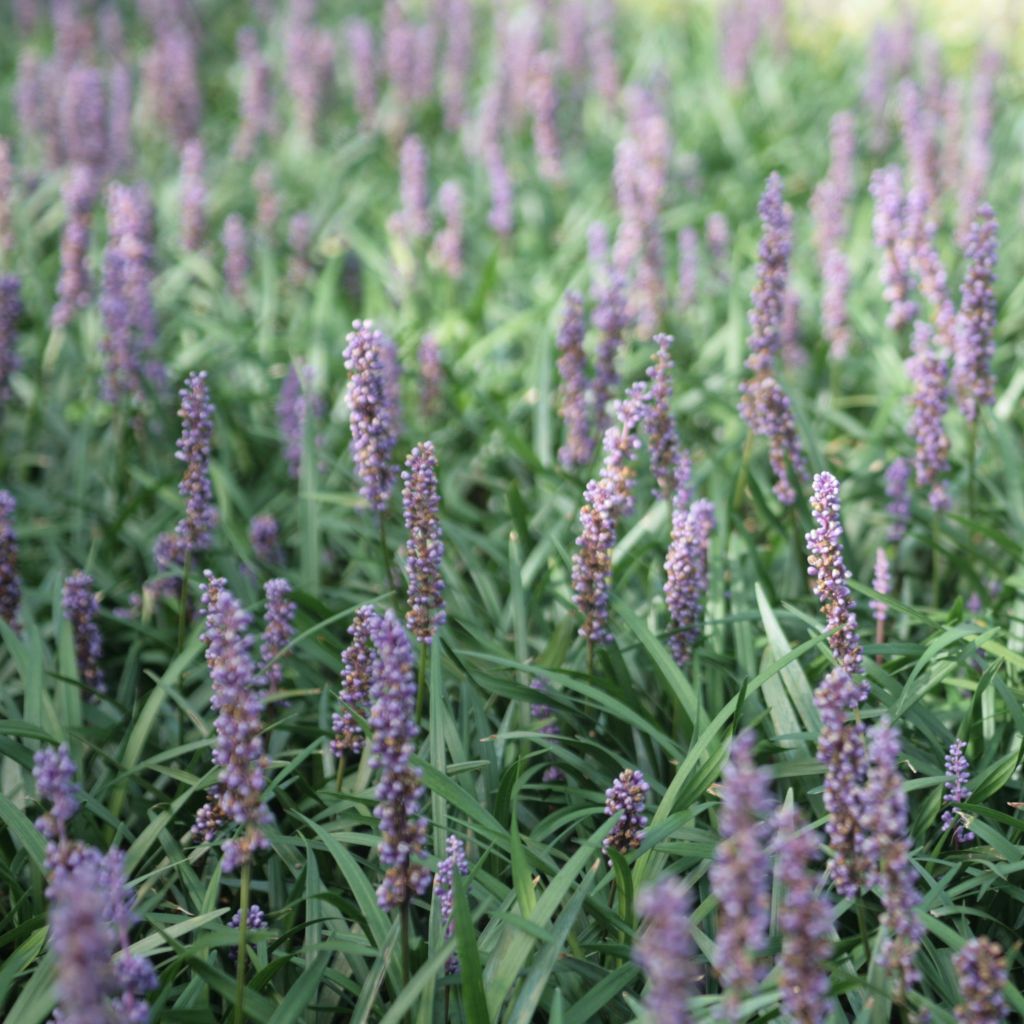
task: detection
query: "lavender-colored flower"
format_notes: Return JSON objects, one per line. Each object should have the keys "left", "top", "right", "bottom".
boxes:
{"left": 59, "top": 65, "right": 108, "bottom": 180}
{"left": 811, "top": 112, "right": 857, "bottom": 257}
{"left": 953, "top": 937, "right": 1008, "bottom": 1024}
{"left": 393, "top": 135, "right": 430, "bottom": 243}
{"left": 229, "top": 903, "right": 269, "bottom": 931}
{"left": 861, "top": 718, "right": 924, "bottom": 993}
{"left": 664, "top": 497, "right": 715, "bottom": 668}
{"left": 368, "top": 610, "right": 431, "bottom": 908}
{"left": 344, "top": 320, "right": 400, "bottom": 514}
{"left": 941, "top": 739, "right": 974, "bottom": 845}
{"left": 484, "top": 143, "right": 514, "bottom": 237}
{"left": 599, "top": 382, "right": 649, "bottom": 516}
{"left": 249, "top": 514, "right": 282, "bottom": 564}
{"left": 418, "top": 333, "right": 442, "bottom": 419}
{"left": 529, "top": 679, "right": 564, "bottom": 783}
{"left": 429, "top": 180, "right": 464, "bottom": 278}
{"left": 0, "top": 275, "right": 22, "bottom": 405}
{"left": 528, "top": 51, "right": 562, "bottom": 183}
{"left": 278, "top": 363, "right": 323, "bottom": 480}
{"left": 222, "top": 214, "right": 249, "bottom": 300}
{"left": 585, "top": 0, "right": 619, "bottom": 103}
{"left": 822, "top": 247, "right": 852, "bottom": 359}
{"left": 346, "top": 18, "right": 378, "bottom": 129}
{"left": 154, "top": 371, "right": 218, "bottom": 570}
{"left": 773, "top": 808, "right": 833, "bottom": 1024}
{"left": 52, "top": 167, "right": 95, "bottom": 329}
{"left": 62, "top": 571, "right": 106, "bottom": 696}
{"left": 440, "top": 0, "right": 473, "bottom": 131}
{"left": 556, "top": 291, "right": 593, "bottom": 469}
{"left": 705, "top": 211, "right": 731, "bottom": 276}
{"left": 710, "top": 730, "right": 774, "bottom": 1015}
{"left": 590, "top": 266, "right": 629, "bottom": 437}
{"left": 957, "top": 52, "right": 998, "bottom": 243}
{"left": 953, "top": 205, "right": 997, "bottom": 423}
{"left": 193, "top": 572, "right": 273, "bottom": 872}
{"left": 107, "top": 61, "right": 134, "bottom": 175}
{"left": 900, "top": 79, "right": 938, "bottom": 215}
{"left": 402, "top": 442, "right": 446, "bottom": 643}
{"left": 143, "top": 26, "right": 202, "bottom": 147}
{"left": 780, "top": 288, "right": 804, "bottom": 369}
{"left": 331, "top": 605, "right": 380, "bottom": 758}
{"left": 906, "top": 190, "right": 957, "bottom": 347}
{"left": 870, "top": 547, "right": 891, "bottom": 634}
{"left": 603, "top": 767, "right": 649, "bottom": 860}
{"left": 742, "top": 375, "right": 807, "bottom": 505}
{"left": 32, "top": 744, "right": 79, "bottom": 841}
{"left": 677, "top": 228, "right": 699, "bottom": 312}
{"left": 814, "top": 667, "right": 869, "bottom": 898}
{"left": 885, "top": 457, "right": 911, "bottom": 543}
{"left": 646, "top": 334, "right": 683, "bottom": 500}
{"left": 434, "top": 834, "right": 470, "bottom": 972}
{"left": 233, "top": 27, "right": 275, "bottom": 159}
{"left": 260, "top": 578, "right": 296, "bottom": 693}
{"left": 179, "top": 138, "right": 205, "bottom": 251}
{"left": 806, "top": 471, "right": 865, "bottom": 682}
{"left": 869, "top": 166, "right": 917, "bottom": 330}
{"left": 283, "top": 11, "right": 334, "bottom": 144}
{"left": 0, "top": 490, "right": 20, "bottom": 629}
{"left": 633, "top": 877, "right": 697, "bottom": 1024}
{"left": 906, "top": 320, "right": 952, "bottom": 511}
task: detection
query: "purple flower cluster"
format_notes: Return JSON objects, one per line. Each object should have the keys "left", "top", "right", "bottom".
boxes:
{"left": 953, "top": 937, "right": 1008, "bottom": 1024}
{"left": 861, "top": 719, "right": 924, "bottom": 993}
{"left": 393, "top": 135, "right": 430, "bottom": 243}
{"left": 260, "top": 579, "right": 296, "bottom": 693}
{"left": 155, "top": 371, "right": 218, "bottom": 570}
{"left": 233, "top": 27, "right": 275, "bottom": 159}
{"left": 0, "top": 489, "right": 20, "bottom": 629}
{"left": 33, "top": 744, "right": 79, "bottom": 846}
{"left": 344, "top": 320, "right": 401, "bottom": 514}
{"left": 589, "top": 223, "right": 630, "bottom": 438}
{"left": 806, "top": 472, "right": 865, "bottom": 682}
{"left": 345, "top": 19, "right": 378, "bottom": 129}
{"left": 528, "top": 52, "right": 562, "bottom": 183}
{"left": 402, "top": 442, "right": 446, "bottom": 643}
{"left": 664, "top": 497, "right": 716, "bottom": 668}
{"left": 646, "top": 334, "right": 684, "bottom": 501}
{"left": 906, "top": 320, "right": 952, "bottom": 511}
{"left": 332, "top": 605, "right": 380, "bottom": 758}
{"left": 556, "top": 290, "right": 594, "bottom": 469}
{"left": 869, "top": 167, "right": 917, "bottom": 331}
{"left": 941, "top": 738, "right": 974, "bottom": 845}
{"left": 602, "top": 767, "right": 649, "bottom": 859}
{"left": 710, "top": 730, "right": 774, "bottom": 1015}
{"left": 52, "top": 166, "right": 95, "bottom": 329}
{"left": 283, "top": 7, "right": 335, "bottom": 144}
{"left": 484, "top": 141, "right": 514, "bottom": 237}
{"left": 529, "top": 679, "right": 564, "bottom": 783}
{"left": 222, "top": 213, "right": 249, "bottom": 299}
{"left": 434, "top": 834, "right": 470, "bottom": 972}
{"left": 773, "top": 808, "right": 833, "bottom": 1024}
{"left": 870, "top": 547, "right": 891, "bottom": 632}
{"left": 899, "top": 80, "right": 938, "bottom": 214}
{"left": 278, "top": 363, "right": 324, "bottom": 480}
{"left": 62, "top": 571, "right": 106, "bottom": 696}
{"left": 633, "top": 877, "right": 697, "bottom": 1024}
{"left": 179, "top": 138, "right": 205, "bottom": 252}
{"left": 143, "top": 25, "right": 202, "bottom": 147}
{"left": 953, "top": 205, "right": 998, "bottom": 424}
{"left": 193, "top": 572, "right": 273, "bottom": 872}
{"left": 368, "top": 610, "right": 431, "bottom": 908}
{"left": 249, "top": 514, "right": 282, "bottom": 564}
{"left": 229, "top": 903, "right": 269, "bottom": 931}
{"left": 885, "top": 457, "right": 911, "bottom": 543}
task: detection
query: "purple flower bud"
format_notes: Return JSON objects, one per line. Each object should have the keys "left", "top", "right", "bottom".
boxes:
{"left": 556, "top": 290, "right": 593, "bottom": 469}
{"left": 434, "top": 834, "right": 469, "bottom": 972}
{"left": 332, "top": 605, "right": 380, "bottom": 758}
{"left": 773, "top": 808, "right": 833, "bottom": 1024}
{"left": 633, "top": 877, "right": 698, "bottom": 1024}
{"left": 33, "top": 744, "right": 79, "bottom": 841}
{"left": 941, "top": 738, "right": 974, "bottom": 845}
{"left": 869, "top": 166, "right": 917, "bottom": 331}
{"left": 233, "top": 27, "right": 275, "bottom": 159}
{"left": 664, "top": 497, "right": 715, "bottom": 668}
{"left": 742, "top": 375, "right": 807, "bottom": 505}
{"left": 368, "top": 610, "right": 431, "bottom": 908}
{"left": 885, "top": 456, "right": 912, "bottom": 543}
{"left": 861, "top": 718, "right": 924, "bottom": 993}
{"left": 953, "top": 937, "right": 1008, "bottom": 1024}
{"left": 710, "top": 730, "right": 774, "bottom": 1014}
{"left": 806, "top": 471, "right": 864, "bottom": 681}
{"left": 821, "top": 248, "right": 852, "bottom": 359}
{"left": 229, "top": 903, "right": 269, "bottom": 931}
{"left": 906, "top": 320, "right": 952, "bottom": 511}
{"left": 260, "top": 578, "right": 296, "bottom": 693}
{"left": 193, "top": 571, "right": 273, "bottom": 872}
{"left": 953, "top": 204, "right": 997, "bottom": 423}
{"left": 249, "top": 514, "right": 283, "bottom": 564}
{"left": 179, "top": 138, "right": 205, "bottom": 251}
{"left": 344, "top": 320, "right": 400, "bottom": 514}
{"left": 402, "top": 441, "right": 445, "bottom": 643}
{"left": 429, "top": 180, "right": 464, "bottom": 278}
{"left": 62, "top": 571, "right": 106, "bottom": 696}
{"left": 0, "top": 489, "right": 20, "bottom": 630}
{"left": 603, "top": 767, "right": 649, "bottom": 860}
{"left": 222, "top": 213, "right": 249, "bottom": 300}
{"left": 0, "top": 275, "right": 22, "bottom": 405}
{"left": 646, "top": 334, "right": 684, "bottom": 500}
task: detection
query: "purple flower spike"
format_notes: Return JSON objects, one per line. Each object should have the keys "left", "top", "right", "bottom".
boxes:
{"left": 229, "top": 903, "right": 269, "bottom": 931}
{"left": 869, "top": 167, "right": 917, "bottom": 331}
{"left": 528, "top": 51, "right": 562, "bottom": 183}
{"left": 953, "top": 205, "right": 998, "bottom": 424}
{"left": 332, "top": 605, "right": 381, "bottom": 758}
{"left": 368, "top": 610, "right": 431, "bottom": 908}
{"left": 249, "top": 514, "right": 282, "bottom": 564}
{"left": 742, "top": 375, "right": 807, "bottom": 505}
{"left": 744, "top": 172, "right": 791, "bottom": 375}
{"left": 633, "top": 877, "right": 698, "bottom": 1024}
{"left": 52, "top": 167, "right": 95, "bottom": 329}
{"left": 556, "top": 290, "right": 593, "bottom": 469}
{"left": 484, "top": 142, "right": 514, "bottom": 237}
{"left": 402, "top": 442, "right": 446, "bottom": 644}
{"left": 906, "top": 320, "right": 952, "bottom": 511}
{"left": 806, "top": 471, "right": 864, "bottom": 683}
{"left": 885, "top": 457, "right": 912, "bottom": 543}
{"left": 346, "top": 18, "right": 378, "bottom": 129}
{"left": 278, "top": 363, "right": 324, "bottom": 480}
{"left": 233, "top": 27, "right": 275, "bottom": 159}
{"left": 664, "top": 497, "right": 715, "bottom": 668}
{"left": 260, "top": 579, "right": 296, "bottom": 694}
{"left": 222, "top": 214, "right": 249, "bottom": 300}
{"left": 870, "top": 547, "right": 891, "bottom": 630}
{"left": 941, "top": 739, "right": 974, "bottom": 845}
{"left": 710, "top": 730, "right": 774, "bottom": 1017}
{"left": 602, "top": 767, "right": 649, "bottom": 860}
{"left": 677, "top": 227, "right": 699, "bottom": 312}
{"left": 144, "top": 26, "right": 202, "bottom": 147}
{"left": 430, "top": 180, "right": 464, "bottom": 278}
{"left": 32, "top": 744, "right": 79, "bottom": 841}
{"left": 646, "top": 334, "right": 683, "bottom": 500}
{"left": 155, "top": 371, "right": 218, "bottom": 570}
{"left": 0, "top": 490, "right": 20, "bottom": 629}
{"left": 180, "top": 138, "right": 205, "bottom": 251}
{"left": 434, "top": 835, "right": 470, "bottom": 972}
{"left": 954, "top": 937, "right": 1008, "bottom": 1024}
{"left": 62, "top": 571, "right": 106, "bottom": 696}
{"left": 344, "top": 320, "right": 401, "bottom": 514}
{"left": 193, "top": 572, "right": 273, "bottom": 872}
{"left": 773, "top": 808, "right": 833, "bottom": 1024}
{"left": 862, "top": 718, "right": 924, "bottom": 994}
{"left": 394, "top": 135, "right": 430, "bottom": 242}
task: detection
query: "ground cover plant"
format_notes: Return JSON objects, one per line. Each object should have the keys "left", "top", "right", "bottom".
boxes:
{"left": 0, "top": 0, "right": 1023, "bottom": 1021}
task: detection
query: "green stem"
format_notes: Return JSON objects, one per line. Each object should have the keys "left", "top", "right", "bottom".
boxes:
{"left": 415, "top": 641, "right": 427, "bottom": 721}
{"left": 177, "top": 551, "right": 192, "bottom": 656}
{"left": 400, "top": 899, "right": 412, "bottom": 991}
{"left": 731, "top": 432, "right": 755, "bottom": 514}
{"left": 931, "top": 517, "right": 941, "bottom": 609}
{"left": 334, "top": 755, "right": 345, "bottom": 792}
{"left": 234, "top": 860, "right": 252, "bottom": 1024}
{"left": 855, "top": 899, "right": 872, "bottom": 976}
{"left": 967, "top": 419, "right": 979, "bottom": 521}
{"left": 378, "top": 515, "right": 392, "bottom": 594}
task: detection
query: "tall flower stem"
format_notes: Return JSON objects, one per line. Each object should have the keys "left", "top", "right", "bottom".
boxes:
{"left": 400, "top": 899, "right": 412, "bottom": 988}
{"left": 177, "top": 551, "right": 192, "bottom": 655}
{"left": 378, "top": 516, "right": 392, "bottom": 594}
{"left": 234, "top": 860, "right": 252, "bottom": 1024}
{"left": 415, "top": 642, "right": 427, "bottom": 721}
{"left": 967, "top": 419, "right": 979, "bottom": 521}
